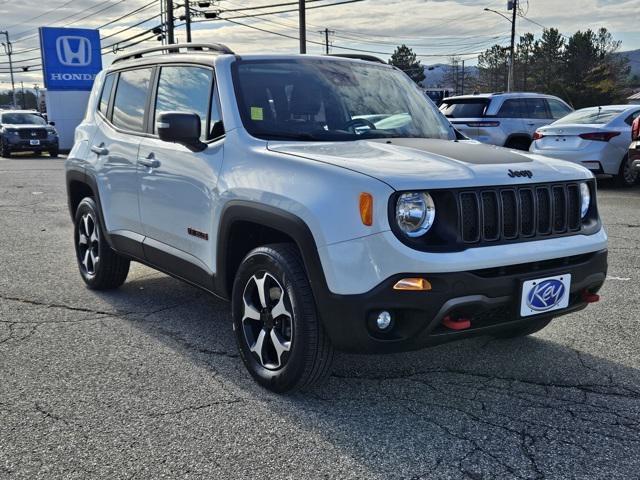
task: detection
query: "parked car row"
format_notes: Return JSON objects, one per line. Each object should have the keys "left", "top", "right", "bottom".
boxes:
{"left": 441, "top": 92, "right": 640, "bottom": 187}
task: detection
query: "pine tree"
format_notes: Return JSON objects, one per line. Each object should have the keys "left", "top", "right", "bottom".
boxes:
{"left": 389, "top": 44, "right": 426, "bottom": 85}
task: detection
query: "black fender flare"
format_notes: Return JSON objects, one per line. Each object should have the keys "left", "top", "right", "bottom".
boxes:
{"left": 215, "top": 200, "right": 330, "bottom": 303}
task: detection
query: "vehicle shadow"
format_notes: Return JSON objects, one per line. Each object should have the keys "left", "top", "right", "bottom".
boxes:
{"left": 104, "top": 272, "right": 640, "bottom": 479}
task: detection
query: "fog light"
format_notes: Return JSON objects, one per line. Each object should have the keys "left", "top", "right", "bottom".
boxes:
{"left": 376, "top": 311, "right": 393, "bottom": 330}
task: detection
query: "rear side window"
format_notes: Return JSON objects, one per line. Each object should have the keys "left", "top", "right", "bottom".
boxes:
{"left": 547, "top": 99, "right": 572, "bottom": 119}
{"left": 525, "top": 98, "right": 549, "bottom": 119}
{"left": 98, "top": 74, "right": 115, "bottom": 115}
{"left": 440, "top": 99, "right": 488, "bottom": 118}
{"left": 112, "top": 68, "right": 153, "bottom": 132}
{"left": 497, "top": 99, "right": 527, "bottom": 118}
{"left": 154, "top": 66, "right": 213, "bottom": 140}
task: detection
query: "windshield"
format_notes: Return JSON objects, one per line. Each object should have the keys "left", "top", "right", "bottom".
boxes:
{"left": 232, "top": 59, "right": 454, "bottom": 142}
{"left": 440, "top": 99, "right": 489, "bottom": 118}
{"left": 0, "top": 113, "right": 47, "bottom": 125}
{"left": 553, "top": 107, "right": 624, "bottom": 125}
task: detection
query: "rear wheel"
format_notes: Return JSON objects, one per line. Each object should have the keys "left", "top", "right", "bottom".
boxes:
{"left": 505, "top": 137, "right": 532, "bottom": 151}
{"left": 74, "top": 197, "right": 130, "bottom": 289}
{"left": 615, "top": 155, "right": 638, "bottom": 187}
{"left": 493, "top": 317, "right": 552, "bottom": 339}
{"left": 49, "top": 149, "right": 59, "bottom": 158}
{"left": 232, "top": 243, "right": 334, "bottom": 393}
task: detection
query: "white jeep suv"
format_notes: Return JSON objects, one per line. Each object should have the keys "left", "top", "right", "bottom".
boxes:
{"left": 66, "top": 44, "right": 608, "bottom": 392}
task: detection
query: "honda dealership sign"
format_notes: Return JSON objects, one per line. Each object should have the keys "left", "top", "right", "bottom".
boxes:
{"left": 39, "top": 27, "right": 102, "bottom": 91}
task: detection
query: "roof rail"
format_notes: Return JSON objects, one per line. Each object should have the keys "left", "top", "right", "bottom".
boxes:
{"left": 328, "top": 53, "right": 387, "bottom": 64}
{"left": 112, "top": 43, "right": 234, "bottom": 65}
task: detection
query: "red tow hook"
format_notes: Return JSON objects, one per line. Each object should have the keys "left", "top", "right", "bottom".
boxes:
{"left": 582, "top": 291, "right": 600, "bottom": 304}
{"left": 442, "top": 316, "right": 471, "bottom": 331}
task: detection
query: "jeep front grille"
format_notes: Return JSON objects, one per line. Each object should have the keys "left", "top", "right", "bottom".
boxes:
{"left": 459, "top": 183, "right": 582, "bottom": 244}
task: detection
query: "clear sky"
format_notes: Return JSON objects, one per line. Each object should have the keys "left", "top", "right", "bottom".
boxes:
{"left": 1, "top": 0, "right": 639, "bottom": 90}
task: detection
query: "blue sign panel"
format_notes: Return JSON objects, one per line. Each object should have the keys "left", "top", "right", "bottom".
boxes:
{"left": 39, "top": 27, "right": 102, "bottom": 91}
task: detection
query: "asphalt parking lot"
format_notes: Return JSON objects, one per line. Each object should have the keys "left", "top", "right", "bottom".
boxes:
{"left": 1, "top": 155, "right": 639, "bottom": 479}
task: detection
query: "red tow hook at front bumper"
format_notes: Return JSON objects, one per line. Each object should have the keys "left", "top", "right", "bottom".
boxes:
{"left": 582, "top": 291, "right": 600, "bottom": 303}
{"left": 442, "top": 316, "right": 472, "bottom": 331}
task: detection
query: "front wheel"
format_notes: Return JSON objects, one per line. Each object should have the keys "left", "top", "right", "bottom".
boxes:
{"left": 232, "top": 244, "right": 334, "bottom": 393}
{"left": 74, "top": 197, "right": 130, "bottom": 289}
{"left": 49, "top": 149, "right": 59, "bottom": 158}
{"left": 0, "top": 140, "right": 11, "bottom": 158}
{"left": 615, "top": 155, "right": 638, "bottom": 187}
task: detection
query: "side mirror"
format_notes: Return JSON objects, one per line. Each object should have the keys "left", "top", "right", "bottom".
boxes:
{"left": 48, "top": 121, "right": 56, "bottom": 126}
{"left": 156, "top": 112, "right": 206, "bottom": 152}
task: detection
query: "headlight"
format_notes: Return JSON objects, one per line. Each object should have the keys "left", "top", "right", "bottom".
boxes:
{"left": 395, "top": 192, "right": 436, "bottom": 237}
{"left": 579, "top": 182, "right": 590, "bottom": 218}
{"left": 47, "top": 128, "right": 58, "bottom": 136}
{"left": 5, "top": 129, "right": 19, "bottom": 136}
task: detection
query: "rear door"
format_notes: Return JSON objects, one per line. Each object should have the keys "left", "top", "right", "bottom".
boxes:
{"left": 137, "top": 64, "right": 224, "bottom": 276}
{"left": 522, "top": 97, "right": 553, "bottom": 135}
{"left": 92, "top": 67, "right": 153, "bottom": 236}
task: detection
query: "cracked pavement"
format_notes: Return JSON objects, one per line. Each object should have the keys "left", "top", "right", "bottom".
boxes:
{"left": 1, "top": 156, "right": 639, "bottom": 479}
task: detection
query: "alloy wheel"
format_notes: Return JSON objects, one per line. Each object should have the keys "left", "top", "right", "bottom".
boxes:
{"left": 241, "top": 272, "right": 293, "bottom": 370}
{"left": 622, "top": 157, "right": 638, "bottom": 185}
{"left": 77, "top": 213, "right": 100, "bottom": 276}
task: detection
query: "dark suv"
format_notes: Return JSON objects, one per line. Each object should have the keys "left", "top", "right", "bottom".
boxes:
{"left": 0, "top": 110, "right": 59, "bottom": 158}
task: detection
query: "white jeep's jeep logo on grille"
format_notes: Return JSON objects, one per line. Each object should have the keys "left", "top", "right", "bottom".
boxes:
{"left": 56, "top": 36, "right": 92, "bottom": 67}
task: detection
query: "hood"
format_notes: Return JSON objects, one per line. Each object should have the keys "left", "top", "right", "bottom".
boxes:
{"left": 267, "top": 138, "right": 592, "bottom": 190}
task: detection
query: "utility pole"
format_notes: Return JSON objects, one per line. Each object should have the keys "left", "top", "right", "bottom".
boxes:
{"left": 0, "top": 31, "right": 17, "bottom": 108}
{"left": 184, "top": 0, "right": 192, "bottom": 43}
{"left": 319, "top": 28, "right": 334, "bottom": 55}
{"left": 20, "top": 81, "right": 25, "bottom": 109}
{"left": 299, "top": 0, "right": 306, "bottom": 53}
{"left": 508, "top": 0, "right": 517, "bottom": 92}
{"left": 33, "top": 84, "right": 40, "bottom": 112}
{"left": 166, "top": 0, "right": 175, "bottom": 44}
{"left": 461, "top": 60, "right": 465, "bottom": 96}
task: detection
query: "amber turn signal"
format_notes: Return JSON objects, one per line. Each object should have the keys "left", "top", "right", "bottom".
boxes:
{"left": 359, "top": 192, "right": 373, "bottom": 226}
{"left": 393, "top": 278, "right": 432, "bottom": 291}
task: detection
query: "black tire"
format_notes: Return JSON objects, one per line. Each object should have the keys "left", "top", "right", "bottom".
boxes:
{"left": 0, "top": 139, "right": 11, "bottom": 158}
{"left": 493, "top": 317, "right": 553, "bottom": 339}
{"left": 615, "top": 155, "right": 638, "bottom": 187}
{"left": 74, "top": 197, "right": 130, "bottom": 290}
{"left": 232, "top": 243, "right": 334, "bottom": 393}
{"left": 49, "top": 149, "right": 59, "bottom": 158}
{"left": 505, "top": 137, "right": 532, "bottom": 151}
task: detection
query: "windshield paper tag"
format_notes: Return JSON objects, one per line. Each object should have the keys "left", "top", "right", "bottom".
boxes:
{"left": 250, "top": 107, "right": 264, "bottom": 121}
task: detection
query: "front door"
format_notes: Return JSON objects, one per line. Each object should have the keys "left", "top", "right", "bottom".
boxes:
{"left": 93, "top": 67, "right": 153, "bottom": 236}
{"left": 137, "top": 65, "right": 225, "bottom": 277}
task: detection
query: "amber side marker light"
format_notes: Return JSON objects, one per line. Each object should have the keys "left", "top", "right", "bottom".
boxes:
{"left": 393, "top": 278, "right": 432, "bottom": 291}
{"left": 359, "top": 192, "right": 373, "bottom": 226}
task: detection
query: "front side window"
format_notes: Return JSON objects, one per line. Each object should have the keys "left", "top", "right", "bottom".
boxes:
{"left": 154, "top": 66, "right": 213, "bottom": 140}
{"left": 0, "top": 113, "right": 47, "bottom": 125}
{"left": 497, "top": 99, "right": 527, "bottom": 118}
{"left": 99, "top": 74, "right": 115, "bottom": 115}
{"left": 547, "top": 99, "right": 572, "bottom": 120}
{"left": 112, "top": 68, "right": 152, "bottom": 132}
{"left": 232, "top": 59, "right": 454, "bottom": 141}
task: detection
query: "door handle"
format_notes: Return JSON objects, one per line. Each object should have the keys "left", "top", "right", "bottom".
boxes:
{"left": 138, "top": 154, "right": 160, "bottom": 169}
{"left": 526, "top": 122, "right": 536, "bottom": 126}
{"left": 91, "top": 144, "right": 108, "bottom": 156}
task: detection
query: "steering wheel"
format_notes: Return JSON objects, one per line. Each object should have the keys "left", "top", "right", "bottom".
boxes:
{"left": 342, "top": 118, "right": 377, "bottom": 132}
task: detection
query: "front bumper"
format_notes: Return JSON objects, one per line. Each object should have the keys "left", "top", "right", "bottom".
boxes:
{"left": 5, "top": 136, "right": 58, "bottom": 152}
{"left": 316, "top": 249, "right": 607, "bottom": 353}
